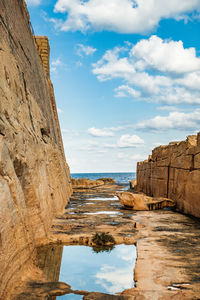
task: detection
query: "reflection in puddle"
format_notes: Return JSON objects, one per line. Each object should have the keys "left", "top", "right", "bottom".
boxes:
{"left": 59, "top": 244, "right": 137, "bottom": 294}
{"left": 84, "top": 211, "right": 121, "bottom": 215}
{"left": 58, "top": 294, "right": 82, "bottom": 299}
{"left": 88, "top": 197, "right": 118, "bottom": 201}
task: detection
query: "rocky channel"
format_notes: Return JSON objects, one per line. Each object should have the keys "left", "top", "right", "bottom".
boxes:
{"left": 9, "top": 181, "right": 200, "bottom": 299}
{"left": 1, "top": 1, "right": 200, "bottom": 300}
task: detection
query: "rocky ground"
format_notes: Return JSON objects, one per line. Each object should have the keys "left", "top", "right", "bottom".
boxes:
{"left": 10, "top": 182, "right": 200, "bottom": 300}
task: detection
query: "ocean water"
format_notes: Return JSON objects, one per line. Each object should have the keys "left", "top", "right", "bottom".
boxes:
{"left": 71, "top": 172, "right": 136, "bottom": 188}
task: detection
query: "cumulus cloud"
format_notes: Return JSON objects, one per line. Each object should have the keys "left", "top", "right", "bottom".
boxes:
{"left": 136, "top": 109, "right": 200, "bottom": 131}
{"left": 92, "top": 36, "right": 200, "bottom": 105}
{"left": 88, "top": 127, "right": 115, "bottom": 137}
{"left": 92, "top": 46, "right": 135, "bottom": 82}
{"left": 117, "top": 134, "right": 144, "bottom": 148}
{"left": 131, "top": 36, "right": 200, "bottom": 74}
{"left": 115, "top": 85, "right": 141, "bottom": 98}
{"left": 177, "top": 71, "right": 200, "bottom": 90}
{"left": 54, "top": 0, "right": 200, "bottom": 33}
{"left": 88, "top": 125, "right": 129, "bottom": 137}
{"left": 76, "top": 44, "right": 97, "bottom": 57}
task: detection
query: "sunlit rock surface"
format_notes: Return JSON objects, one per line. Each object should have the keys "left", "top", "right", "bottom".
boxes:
{"left": 0, "top": 1, "right": 72, "bottom": 298}
{"left": 137, "top": 134, "right": 200, "bottom": 218}
{"left": 117, "top": 192, "right": 175, "bottom": 211}
{"left": 71, "top": 178, "right": 105, "bottom": 189}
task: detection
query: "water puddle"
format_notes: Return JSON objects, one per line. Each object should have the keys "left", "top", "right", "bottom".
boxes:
{"left": 168, "top": 283, "right": 190, "bottom": 290}
{"left": 88, "top": 196, "right": 118, "bottom": 201}
{"left": 84, "top": 211, "right": 122, "bottom": 215}
{"left": 59, "top": 244, "right": 137, "bottom": 295}
{"left": 58, "top": 294, "right": 82, "bottom": 299}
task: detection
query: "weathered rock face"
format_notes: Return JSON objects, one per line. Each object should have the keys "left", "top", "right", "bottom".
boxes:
{"left": 129, "top": 179, "right": 137, "bottom": 190}
{"left": 71, "top": 178, "right": 105, "bottom": 189}
{"left": 0, "top": 0, "right": 72, "bottom": 298}
{"left": 98, "top": 177, "right": 116, "bottom": 184}
{"left": 137, "top": 133, "right": 200, "bottom": 218}
{"left": 117, "top": 192, "right": 175, "bottom": 211}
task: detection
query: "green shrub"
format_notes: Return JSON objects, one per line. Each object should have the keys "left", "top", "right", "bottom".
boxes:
{"left": 92, "top": 232, "right": 116, "bottom": 246}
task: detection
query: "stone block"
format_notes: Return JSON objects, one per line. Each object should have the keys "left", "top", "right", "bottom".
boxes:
{"left": 194, "top": 152, "right": 200, "bottom": 169}
{"left": 187, "top": 135, "right": 197, "bottom": 148}
{"left": 170, "top": 154, "right": 193, "bottom": 170}
{"left": 197, "top": 132, "right": 200, "bottom": 147}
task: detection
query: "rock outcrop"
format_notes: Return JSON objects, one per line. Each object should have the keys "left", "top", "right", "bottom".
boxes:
{"left": 129, "top": 179, "right": 137, "bottom": 190}
{"left": 0, "top": 1, "right": 72, "bottom": 298}
{"left": 117, "top": 192, "right": 175, "bottom": 211}
{"left": 71, "top": 178, "right": 105, "bottom": 189}
{"left": 137, "top": 133, "right": 200, "bottom": 218}
{"left": 98, "top": 177, "right": 116, "bottom": 184}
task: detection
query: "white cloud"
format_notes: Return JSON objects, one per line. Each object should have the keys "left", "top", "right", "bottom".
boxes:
{"left": 54, "top": 0, "right": 200, "bottom": 33}
{"left": 131, "top": 35, "right": 200, "bottom": 74}
{"left": 177, "top": 71, "right": 200, "bottom": 90}
{"left": 76, "top": 44, "right": 97, "bottom": 57}
{"left": 95, "top": 265, "right": 134, "bottom": 294}
{"left": 92, "top": 46, "right": 135, "bottom": 82}
{"left": 92, "top": 36, "right": 200, "bottom": 105}
{"left": 115, "top": 85, "right": 141, "bottom": 98}
{"left": 52, "top": 58, "right": 62, "bottom": 66}
{"left": 136, "top": 109, "right": 200, "bottom": 131}
{"left": 88, "top": 125, "right": 129, "bottom": 137}
{"left": 88, "top": 127, "right": 115, "bottom": 137}
{"left": 51, "top": 58, "right": 63, "bottom": 72}
{"left": 26, "top": 0, "right": 41, "bottom": 5}
{"left": 117, "top": 134, "right": 144, "bottom": 148}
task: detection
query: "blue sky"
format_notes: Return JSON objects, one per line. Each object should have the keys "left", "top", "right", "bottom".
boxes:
{"left": 26, "top": 0, "right": 200, "bottom": 173}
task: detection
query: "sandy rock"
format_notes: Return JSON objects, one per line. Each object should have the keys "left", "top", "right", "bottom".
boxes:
{"left": 0, "top": 2, "right": 72, "bottom": 299}
{"left": 98, "top": 177, "right": 116, "bottom": 184}
{"left": 71, "top": 178, "right": 105, "bottom": 189}
{"left": 117, "top": 192, "right": 175, "bottom": 211}
{"left": 129, "top": 179, "right": 137, "bottom": 190}
{"left": 117, "top": 192, "right": 149, "bottom": 210}
{"left": 137, "top": 132, "right": 200, "bottom": 218}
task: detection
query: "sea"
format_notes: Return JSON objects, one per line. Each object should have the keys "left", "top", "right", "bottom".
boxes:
{"left": 71, "top": 172, "right": 136, "bottom": 189}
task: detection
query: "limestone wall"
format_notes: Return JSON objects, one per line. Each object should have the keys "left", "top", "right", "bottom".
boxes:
{"left": 35, "top": 36, "right": 50, "bottom": 77}
{"left": 137, "top": 133, "right": 200, "bottom": 218}
{"left": 0, "top": 0, "right": 72, "bottom": 298}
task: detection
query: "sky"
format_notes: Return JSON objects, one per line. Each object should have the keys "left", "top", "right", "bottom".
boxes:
{"left": 26, "top": 0, "right": 200, "bottom": 173}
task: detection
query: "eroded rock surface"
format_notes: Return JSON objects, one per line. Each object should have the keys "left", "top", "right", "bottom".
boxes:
{"left": 129, "top": 179, "right": 137, "bottom": 190}
{"left": 71, "top": 178, "right": 105, "bottom": 189}
{"left": 117, "top": 192, "right": 175, "bottom": 211}
{"left": 0, "top": 1, "right": 72, "bottom": 298}
{"left": 9, "top": 182, "right": 200, "bottom": 300}
{"left": 98, "top": 177, "right": 116, "bottom": 184}
{"left": 137, "top": 133, "right": 200, "bottom": 218}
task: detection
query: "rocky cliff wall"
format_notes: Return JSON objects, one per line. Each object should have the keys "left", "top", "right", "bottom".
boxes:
{"left": 137, "top": 133, "right": 200, "bottom": 218}
{"left": 0, "top": 0, "right": 72, "bottom": 298}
